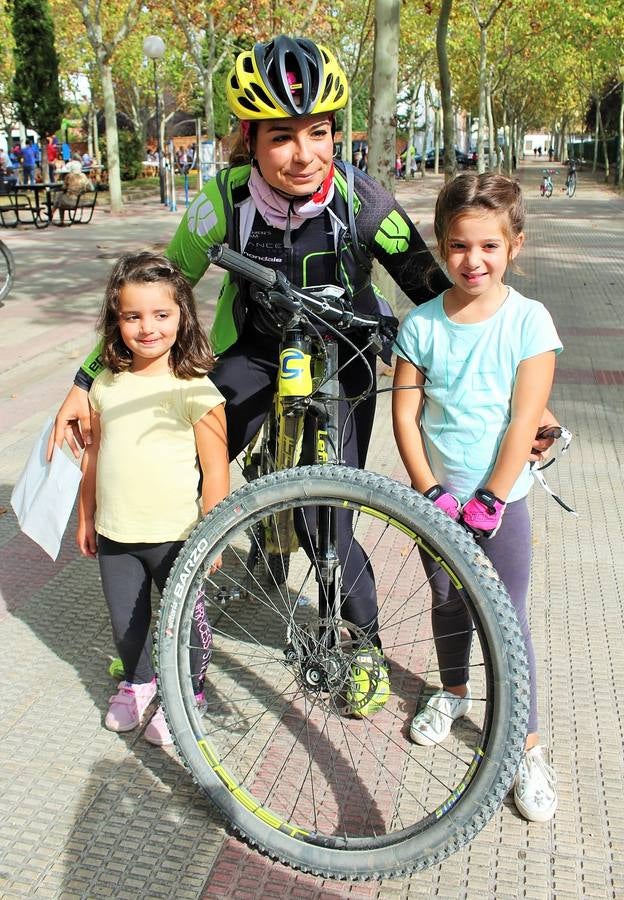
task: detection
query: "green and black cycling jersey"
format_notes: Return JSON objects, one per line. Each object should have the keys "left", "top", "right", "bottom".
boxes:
{"left": 76, "top": 161, "right": 450, "bottom": 388}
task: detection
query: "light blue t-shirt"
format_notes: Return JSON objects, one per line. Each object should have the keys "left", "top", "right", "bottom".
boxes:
{"left": 394, "top": 286, "right": 563, "bottom": 502}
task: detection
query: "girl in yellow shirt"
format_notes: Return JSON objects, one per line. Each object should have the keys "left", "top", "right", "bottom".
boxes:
{"left": 77, "top": 252, "right": 229, "bottom": 746}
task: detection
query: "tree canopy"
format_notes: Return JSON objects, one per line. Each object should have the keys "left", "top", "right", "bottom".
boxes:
{"left": 11, "top": 0, "right": 63, "bottom": 138}
{"left": 2, "top": 0, "right": 623, "bottom": 187}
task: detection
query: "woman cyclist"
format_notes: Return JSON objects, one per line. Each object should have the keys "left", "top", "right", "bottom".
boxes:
{"left": 48, "top": 36, "right": 552, "bottom": 716}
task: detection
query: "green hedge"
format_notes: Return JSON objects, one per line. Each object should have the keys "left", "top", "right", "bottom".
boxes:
{"left": 568, "top": 136, "right": 618, "bottom": 166}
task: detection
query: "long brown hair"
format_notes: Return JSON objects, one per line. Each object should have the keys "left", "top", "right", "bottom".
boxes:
{"left": 229, "top": 122, "right": 257, "bottom": 167}
{"left": 98, "top": 252, "right": 216, "bottom": 378}
{"left": 434, "top": 173, "right": 526, "bottom": 262}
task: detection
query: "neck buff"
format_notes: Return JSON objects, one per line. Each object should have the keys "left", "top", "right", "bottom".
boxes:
{"left": 248, "top": 163, "right": 335, "bottom": 232}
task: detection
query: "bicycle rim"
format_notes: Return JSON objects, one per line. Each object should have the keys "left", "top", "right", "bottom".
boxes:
{"left": 568, "top": 178, "right": 576, "bottom": 198}
{"left": 157, "top": 467, "right": 529, "bottom": 879}
{"left": 0, "top": 241, "right": 15, "bottom": 304}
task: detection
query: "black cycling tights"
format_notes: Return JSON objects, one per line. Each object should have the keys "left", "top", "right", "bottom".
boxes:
{"left": 98, "top": 536, "right": 212, "bottom": 692}
{"left": 210, "top": 333, "right": 381, "bottom": 646}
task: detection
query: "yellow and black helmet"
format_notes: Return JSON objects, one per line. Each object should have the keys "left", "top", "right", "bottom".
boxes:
{"left": 226, "top": 36, "right": 348, "bottom": 120}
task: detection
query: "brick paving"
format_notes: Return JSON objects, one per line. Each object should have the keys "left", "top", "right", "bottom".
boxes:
{"left": 0, "top": 160, "right": 622, "bottom": 899}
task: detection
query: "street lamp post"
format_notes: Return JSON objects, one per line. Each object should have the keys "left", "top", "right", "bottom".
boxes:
{"left": 143, "top": 35, "right": 166, "bottom": 204}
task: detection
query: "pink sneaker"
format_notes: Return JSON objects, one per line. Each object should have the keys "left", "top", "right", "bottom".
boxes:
{"left": 143, "top": 692, "right": 206, "bottom": 747}
{"left": 105, "top": 679, "right": 157, "bottom": 732}
{"left": 143, "top": 706, "right": 172, "bottom": 746}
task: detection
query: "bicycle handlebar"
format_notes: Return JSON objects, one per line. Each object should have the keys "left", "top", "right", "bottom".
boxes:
{"left": 208, "top": 243, "right": 397, "bottom": 340}
{"left": 210, "top": 244, "right": 278, "bottom": 291}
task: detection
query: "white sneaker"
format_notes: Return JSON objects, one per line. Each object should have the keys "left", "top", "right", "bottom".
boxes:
{"left": 410, "top": 686, "right": 472, "bottom": 746}
{"left": 514, "top": 746, "right": 558, "bottom": 822}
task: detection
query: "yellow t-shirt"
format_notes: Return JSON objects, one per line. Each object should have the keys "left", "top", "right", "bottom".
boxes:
{"left": 89, "top": 369, "right": 225, "bottom": 543}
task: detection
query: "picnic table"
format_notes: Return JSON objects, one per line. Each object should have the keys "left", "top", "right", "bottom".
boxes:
{"left": 0, "top": 183, "right": 64, "bottom": 228}
{"left": 0, "top": 181, "right": 107, "bottom": 228}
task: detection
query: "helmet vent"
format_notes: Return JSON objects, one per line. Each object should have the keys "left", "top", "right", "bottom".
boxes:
{"left": 251, "top": 83, "right": 274, "bottom": 109}
{"left": 320, "top": 74, "right": 334, "bottom": 104}
{"left": 238, "top": 96, "right": 260, "bottom": 113}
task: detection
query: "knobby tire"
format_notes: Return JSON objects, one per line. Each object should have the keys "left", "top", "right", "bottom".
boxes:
{"left": 156, "top": 466, "right": 529, "bottom": 879}
{"left": 0, "top": 240, "right": 15, "bottom": 305}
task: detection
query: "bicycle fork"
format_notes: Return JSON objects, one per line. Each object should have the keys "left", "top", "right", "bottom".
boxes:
{"left": 310, "top": 339, "right": 343, "bottom": 646}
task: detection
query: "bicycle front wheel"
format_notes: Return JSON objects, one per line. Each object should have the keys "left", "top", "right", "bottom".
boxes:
{"left": 567, "top": 173, "right": 577, "bottom": 197}
{"left": 157, "top": 466, "right": 529, "bottom": 879}
{"left": 0, "top": 240, "right": 15, "bottom": 305}
{"left": 545, "top": 181, "right": 553, "bottom": 198}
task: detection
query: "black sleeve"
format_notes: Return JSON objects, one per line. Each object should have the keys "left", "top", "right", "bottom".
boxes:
{"left": 353, "top": 168, "right": 451, "bottom": 304}
{"left": 74, "top": 368, "right": 94, "bottom": 391}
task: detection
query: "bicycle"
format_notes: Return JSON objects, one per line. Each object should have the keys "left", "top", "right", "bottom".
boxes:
{"left": 156, "top": 246, "right": 530, "bottom": 879}
{"left": 539, "top": 169, "right": 555, "bottom": 198}
{"left": 564, "top": 160, "right": 577, "bottom": 198}
{"left": 0, "top": 239, "right": 15, "bottom": 307}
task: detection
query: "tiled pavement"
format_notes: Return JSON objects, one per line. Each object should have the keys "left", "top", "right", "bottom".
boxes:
{"left": 0, "top": 161, "right": 622, "bottom": 899}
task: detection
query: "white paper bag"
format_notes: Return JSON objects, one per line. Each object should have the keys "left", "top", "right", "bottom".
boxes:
{"left": 10, "top": 417, "right": 83, "bottom": 560}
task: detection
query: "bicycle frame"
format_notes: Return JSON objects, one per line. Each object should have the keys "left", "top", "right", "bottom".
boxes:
{"left": 262, "top": 315, "right": 341, "bottom": 554}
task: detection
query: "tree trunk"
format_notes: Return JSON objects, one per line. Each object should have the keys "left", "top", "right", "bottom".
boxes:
{"left": 100, "top": 60, "right": 122, "bottom": 213}
{"left": 476, "top": 25, "right": 487, "bottom": 173}
{"left": 343, "top": 92, "right": 353, "bottom": 164}
{"left": 421, "top": 87, "right": 429, "bottom": 177}
{"left": 93, "top": 106, "right": 100, "bottom": 163}
{"left": 368, "top": 0, "right": 400, "bottom": 308}
{"left": 592, "top": 99, "right": 600, "bottom": 173}
{"left": 203, "top": 70, "right": 215, "bottom": 147}
{"left": 437, "top": 0, "right": 455, "bottom": 180}
{"left": 598, "top": 106, "right": 609, "bottom": 181}
{"left": 404, "top": 79, "right": 418, "bottom": 176}
{"left": 433, "top": 104, "right": 441, "bottom": 174}
{"left": 486, "top": 81, "right": 496, "bottom": 170}
{"left": 502, "top": 110, "right": 511, "bottom": 174}
{"left": 618, "top": 84, "right": 623, "bottom": 187}
{"left": 87, "top": 103, "right": 94, "bottom": 159}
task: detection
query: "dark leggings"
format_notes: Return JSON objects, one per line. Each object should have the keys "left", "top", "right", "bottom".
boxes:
{"left": 98, "top": 535, "right": 212, "bottom": 693}
{"left": 419, "top": 499, "right": 538, "bottom": 734}
{"left": 210, "top": 335, "right": 380, "bottom": 641}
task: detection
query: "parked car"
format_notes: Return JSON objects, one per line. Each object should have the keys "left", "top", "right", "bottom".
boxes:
{"left": 425, "top": 148, "right": 470, "bottom": 169}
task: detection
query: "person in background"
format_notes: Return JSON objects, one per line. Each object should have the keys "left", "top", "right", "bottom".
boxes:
{"left": 52, "top": 162, "right": 94, "bottom": 225}
{"left": 47, "top": 138, "right": 58, "bottom": 182}
{"left": 21, "top": 138, "right": 37, "bottom": 185}
{"left": 0, "top": 147, "right": 18, "bottom": 189}
{"left": 392, "top": 172, "right": 561, "bottom": 823}
{"left": 61, "top": 139, "right": 72, "bottom": 164}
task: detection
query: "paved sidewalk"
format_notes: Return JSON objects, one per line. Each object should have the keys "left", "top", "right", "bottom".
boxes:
{"left": 0, "top": 161, "right": 623, "bottom": 899}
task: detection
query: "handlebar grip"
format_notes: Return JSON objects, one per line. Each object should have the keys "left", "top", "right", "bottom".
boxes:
{"left": 209, "top": 244, "right": 278, "bottom": 290}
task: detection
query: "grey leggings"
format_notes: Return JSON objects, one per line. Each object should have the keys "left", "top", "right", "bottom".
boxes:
{"left": 97, "top": 535, "right": 212, "bottom": 693}
{"left": 419, "top": 499, "right": 538, "bottom": 734}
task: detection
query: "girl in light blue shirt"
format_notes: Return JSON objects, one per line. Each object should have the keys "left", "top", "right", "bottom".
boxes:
{"left": 393, "top": 173, "right": 561, "bottom": 823}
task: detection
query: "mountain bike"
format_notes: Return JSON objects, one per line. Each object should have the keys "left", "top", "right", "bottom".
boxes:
{"left": 0, "top": 239, "right": 15, "bottom": 307}
{"left": 540, "top": 169, "right": 555, "bottom": 198}
{"left": 156, "top": 246, "right": 530, "bottom": 880}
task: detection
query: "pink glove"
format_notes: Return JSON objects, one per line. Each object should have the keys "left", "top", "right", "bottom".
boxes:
{"left": 423, "top": 484, "right": 461, "bottom": 521}
{"left": 461, "top": 489, "right": 506, "bottom": 539}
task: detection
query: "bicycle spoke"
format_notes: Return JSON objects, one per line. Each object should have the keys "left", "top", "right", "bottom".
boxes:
{"left": 158, "top": 468, "right": 529, "bottom": 876}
